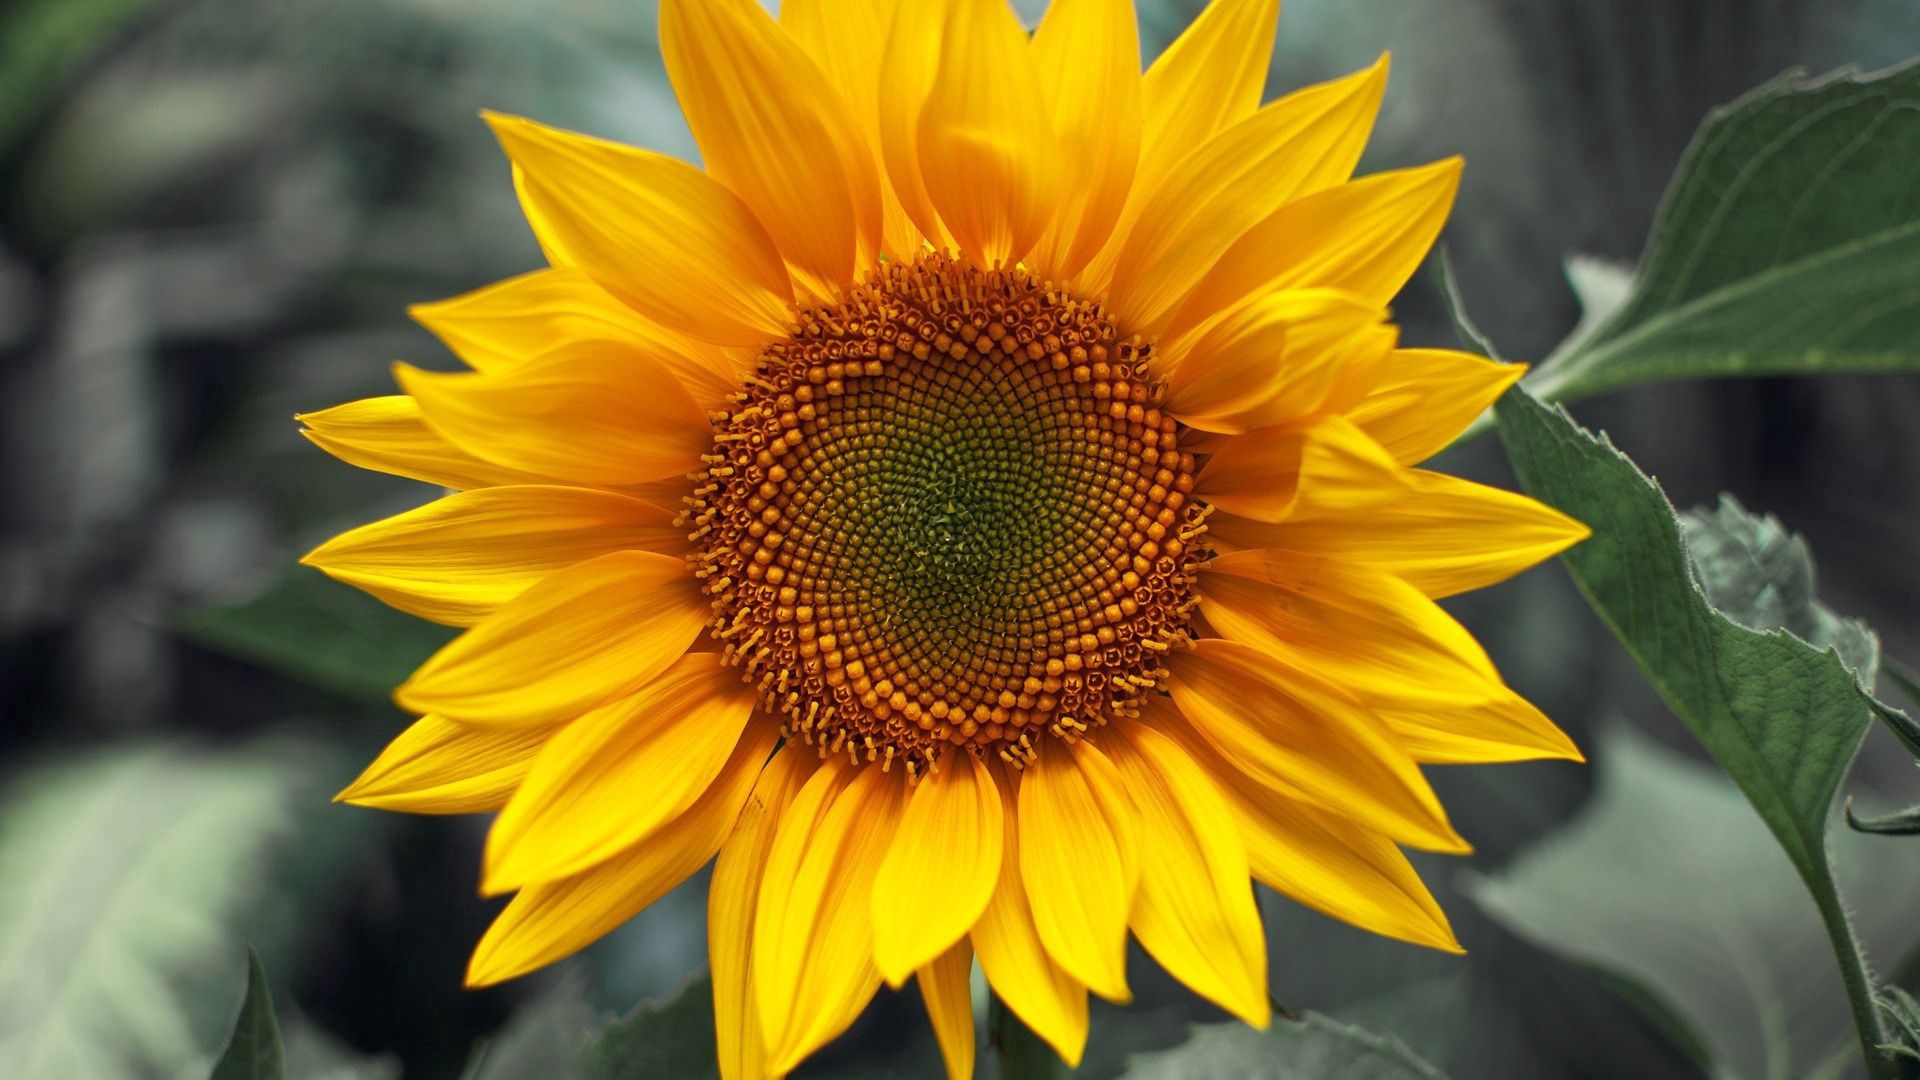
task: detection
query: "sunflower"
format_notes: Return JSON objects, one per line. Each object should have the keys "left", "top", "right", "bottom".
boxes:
{"left": 301, "top": 0, "right": 1587, "bottom": 1075}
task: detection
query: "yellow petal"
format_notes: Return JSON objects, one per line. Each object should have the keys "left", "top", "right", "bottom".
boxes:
{"left": 710, "top": 745, "right": 815, "bottom": 1080}
{"left": 1147, "top": 697, "right": 1461, "bottom": 953}
{"left": 1108, "top": 722, "right": 1270, "bottom": 1028}
{"left": 1111, "top": 57, "right": 1388, "bottom": 333}
{"left": 335, "top": 715, "right": 548, "bottom": 814}
{"left": 1194, "top": 415, "right": 1408, "bottom": 524}
{"left": 1138, "top": 0, "right": 1280, "bottom": 194}
{"left": 302, "top": 485, "right": 685, "bottom": 627}
{"left": 1208, "top": 468, "right": 1591, "bottom": 598}
{"left": 781, "top": 0, "right": 924, "bottom": 259}
{"left": 485, "top": 112, "right": 793, "bottom": 347}
{"left": 1166, "top": 638, "right": 1467, "bottom": 853}
{"left": 661, "top": 0, "right": 880, "bottom": 300}
{"left": 1199, "top": 550, "right": 1581, "bottom": 763}
{"left": 1344, "top": 348, "right": 1525, "bottom": 465}
{"left": 1027, "top": 0, "right": 1141, "bottom": 281}
{"left": 464, "top": 726, "right": 775, "bottom": 988}
{"left": 876, "top": 0, "right": 956, "bottom": 254}
{"left": 482, "top": 656, "right": 767, "bottom": 894}
{"left": 1166, "top": 158, "right": 1463, "bottom": 343}
{"left": 408, "top": 267, "right": 739, "bottom": 405}
{"left": 297, "top": 395, "right": 547, "bottom": 491}
{"left": 755, "top": 759, "right": 903, "bottom": 1074}
{"left": 513, "top": 162, "right": 576, "bottom": 267}
{"left": 872, "top": 752, "right": 1003, "bottom": 986}
{"left": 912, "top": 0, "right": 1061, "bottom": 267}
{"left": 919, "top": 941, "right": 977, "bottom": 1080}
{"left": 1017, "top": 739, "right": 1137, "bottom": 1003}
{"left": 1164, "top": 289, "right": 1390, "bottom": 435}
{"left": 396, "top": 550, "right": 708, "bottom": 726}
{"left": 396, "top": 341, "right": 709, "bottom": 489}
{"left": 972, "top": 786, "right": 1089, "bottom": 1068}
{"left": 1075, "top": 0, "right": 1280, "bottom": 294}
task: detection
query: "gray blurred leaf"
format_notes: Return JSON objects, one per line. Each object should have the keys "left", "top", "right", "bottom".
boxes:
{"left": 1543, "top": 256, "right": 1633, "bottom": 365}
{"left": 0, "top": 0, "right": 160, "bottom": 157}
{"left": 17, "top": 71, "right": 297, "bottom": 238}
{"left": 462, "top": 978, "right": 595, "bottom": 1080}
{"left": 1468, "top": 728, "right": 1920, "bottom": 1080}
{"left": 0, "top": 742, "right": 330, "bottom": 1079}
{"left": 176, "top": 568, "right": 454, "bottom": 705}
{"left": 1680, "top": 495, "right": 1880, "bottom": 680}
{"left": 209, "top": 949, "right": 284, "bottom": 1080}
{"left": 582, "top": 974, "right": 717, "bottom": 1080}
{"left": 1119, "top": 1013, "right": 1449, "bottom": 1080}
{"left": 280, "top": 1016, "right": 401, "bottom": 1080}
{"left": 1525, "top": 59, "right": 1920, "bottom": 404}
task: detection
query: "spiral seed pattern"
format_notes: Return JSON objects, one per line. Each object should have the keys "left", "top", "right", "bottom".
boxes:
{"left": 686, "top": 255, "right": 1204, "bottom": 776}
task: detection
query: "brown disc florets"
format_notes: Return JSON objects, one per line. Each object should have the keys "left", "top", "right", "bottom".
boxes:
{"left": 685, "top": 254, "right": 1204, "bottom": 777}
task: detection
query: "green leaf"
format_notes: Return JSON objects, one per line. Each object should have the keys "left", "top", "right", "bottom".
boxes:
{"left": 1876, "top": 987, "right": 1920, "bottom": 1063}
{"left": 209, "top": 948, "right": 284, "bottom": 1080}
{"left": 1679, "top": 496, "right": 1880, "bottom": 680}
{"left": 0, "top": 742, "right": 341, "bottom": 1079}
{"left": 581, "top": 974, "right": 717, "bottom": 1080}
{"left": 1468, "top": 728, "right": 1920, "bottom": 1080}
{"left": 1119, "top": 1013, "right": 1449, "bottom": 1080}
{"left": 1522, "top": 59, "right": 1920, "bottom": 404}
{"left": 1493, "top": 385, "right": 1900, "bottom": 1076}
{"left": 1847, "top": 801, "right": 1920, "bottom": 836}
{"left": 176, "top": 568, "right": 455, "bottom": 705}
{"left": 1875, "top": 660, "right": 1920, "bottom": 759}
{"left": 1431, "top": 247, "right": 1503, "bottom": 360}
{"left": 1849, "top": 650, "right": 1920, "bottom": 835}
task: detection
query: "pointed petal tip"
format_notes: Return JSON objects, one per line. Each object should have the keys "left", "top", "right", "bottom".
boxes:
{"left": 1241, "top": 995, "right": 1275, "bottom": 1030}
{"left": 478, "top": 830, "right": 529, "bottom": 898}
{"left": 463, "top": 951, "right": 510, "bottom": 990}
{"left": 477, "top": 107, "right": 523, "bottom": 134}
{"left": 1425, "top": 830, "right": 1474, "bottom": 857}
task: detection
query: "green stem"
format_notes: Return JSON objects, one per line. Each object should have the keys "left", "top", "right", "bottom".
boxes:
{"left": 1808, "top": 870, "right": 1899, "bottom": 1080}
{"left": 989, "top": 993, "right": 1071, "bottom": 1080}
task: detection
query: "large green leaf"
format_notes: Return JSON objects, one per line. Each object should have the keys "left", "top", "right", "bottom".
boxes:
{"left": 0, "top": 742, "right": 341, "bottom": 1079}
{"left": 1119, "top": 1013, "right": 1449, "bottom": 1080}
{"left": 1468, "top": 728, "right": 1920, "bottom": 1080}
{"left": 1522, "top": 59, "right": 1920, "bottom": 403}
{"left": 1493, "top": 386, "right": 1899, "bottom": 1075}
{"left": 209, "top": 948, "right": 285, "bottom": 1080}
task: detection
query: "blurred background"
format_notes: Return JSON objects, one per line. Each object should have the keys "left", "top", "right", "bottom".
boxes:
{"left": 2, "top": 0, "right": 1918, "bottom": 1077}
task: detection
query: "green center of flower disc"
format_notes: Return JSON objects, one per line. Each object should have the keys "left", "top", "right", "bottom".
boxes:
{"left": 686, "top": 255, "right": 1204, "bottom": 775}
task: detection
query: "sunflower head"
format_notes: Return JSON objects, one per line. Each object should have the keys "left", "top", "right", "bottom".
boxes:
{"left": 693, "top": 254, "right": 1201, "bottom": 775}
{"left": 301, "top": 0, "right": 1589, "bottom": 1077}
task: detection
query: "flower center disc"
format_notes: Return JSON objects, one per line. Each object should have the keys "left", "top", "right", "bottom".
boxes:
{"left": 687, "top": 255, "right": 1203, "bottom": 776}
